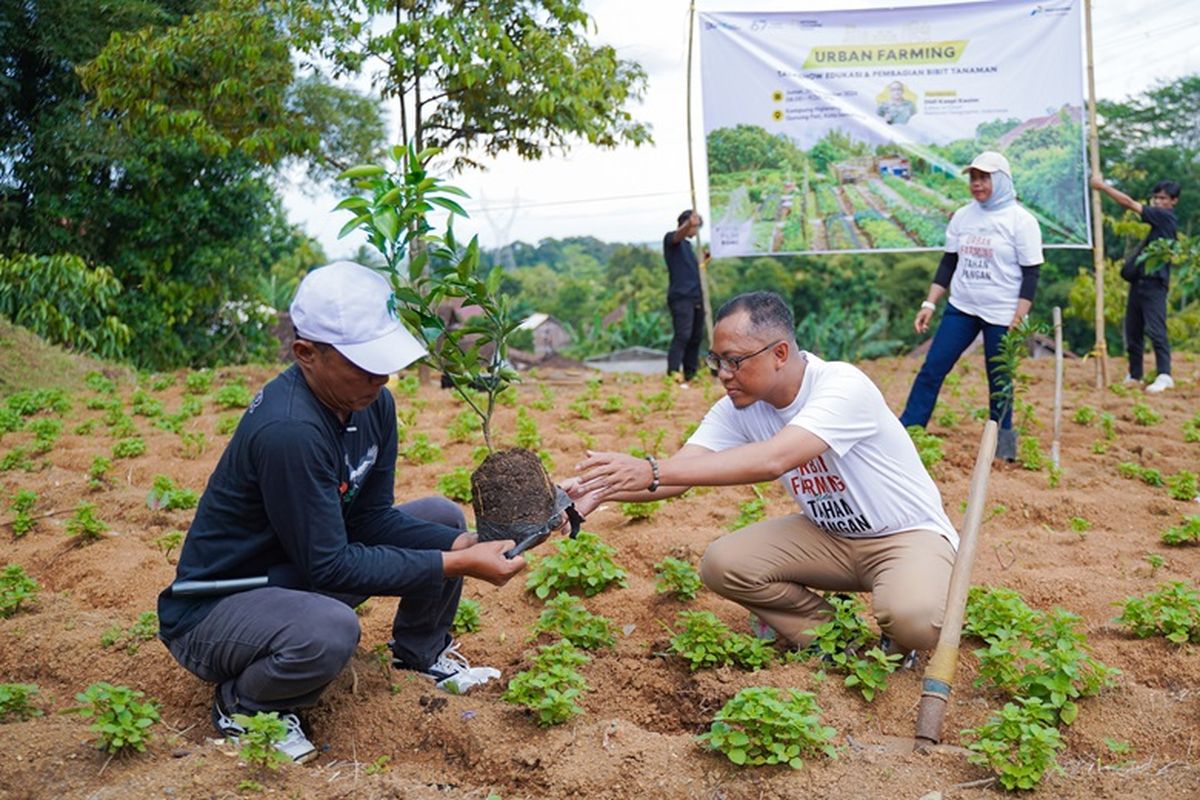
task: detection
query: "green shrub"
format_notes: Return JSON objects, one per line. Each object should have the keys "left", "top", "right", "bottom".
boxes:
{"left": 446, "top": 409, "right": 482, "bottom": 443}
{"left": 1071, "top": 405, "right": 1096, "bottom": 425}
{"left": 1017, "top": 436, "right": 1045, "bottom": 471}
{"left": 26, "top": 418, "right": 62, "bottom": 454}
{"left": 963, "top": 697, "right": 1064, "bottom": 790}
{"left": 451, "top": 597, "right": 482, "bottom": 634}
{"left": 401, "top": 433, "right": 442, "bottom": 464}
{"left": 1167, "top": 471, "right": 1198, "bottom": 502}
{"left": 0, "top": 683, "right": 42, "bottom": 722}
{"left": 801, "top": 594, "right": 901, "bottom": 701}
{"left": 502, "top": 640, "right": 590, "bottom": 726}
{"left": 525, "top": 531, "right": 627, "bottom": 600}
{"left": 154, "top": 530, "right": 185, "bottom": 562}
{"left": 0, "top": 446, "right": 34, "bottom": 472}
{"left": 129, "top": 389, "right": 164, "bottom": 418}
{"left": 112, "top": 437, "right": 147, "bottom": 459}
{"left": 619, "top": 500, "right": 663, "bottom": 521}
{"left": 213, "top": 384, "right": 253, "bottom": 410}
{"left": 184, "top": 369, "right": 214, "bottom": 395}
{"left": 436, "top": 467, "right": 473, "bottom": 503}
{"left": 654, "top": 557, "right": 703, "bottom": 601}
{"left": 88, "top": 456, "right": 113, "bottom": 490}
{"left": 9, "top": 489, "right": 37, "bottom": 537}
{"left": 1116, "top": 581, "right": 1200, "bottom": 644}
{"left": 532, "top": 593, "right": 615, "bottom": 649}
{"left": 515, "top": 407, "right": 541, "bottom": 450}
{"left": 216, "top": 414, "right": 241, "bottom": 436}
{"left": 1131, "top": 401, "right": 1161, "bottom": 426}
{"left": 85, "top": 371, "right": 118, "bottom": 394}
{"left": 906, "top": 425, "right": 944, "bottom": 473}
{"left": 668, "top": 610, "right": 774, "bottom": 671}
{"left": 729, "top": 486, "right": 767, "bottom": 530}
{"left": 5, "top": 388, "right": 71, "bottom": 417}
{"left": 148, "top": 373, "right": 176, "bottom": 392}
{"left": 0, "top": 564, "right": 38, "bottom": 617}
{"left": 698, "top": 687, "right": 837, "bottom": 769}
{"left": 74, "top": 682, "right": 160, "bottom": 754}
{"left": 145, "top": 475, "right": 199, "bottom": 511}
{"left": 231, "top": 711, "right": 289, "bottom": 770}
{"left": 66, "top": 502, "right": 109, "bottom": 543}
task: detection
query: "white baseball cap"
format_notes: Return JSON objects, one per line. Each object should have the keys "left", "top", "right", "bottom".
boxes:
{"left": 290, "top": 261, "right": 427, "bottom": 375}
{"left": 962, "top": 151, "right": 1011, "bottom": 177}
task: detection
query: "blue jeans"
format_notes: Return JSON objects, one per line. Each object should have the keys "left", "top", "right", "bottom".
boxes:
{"left": 899, "top": 303, "right": 1013, "bottom": 430}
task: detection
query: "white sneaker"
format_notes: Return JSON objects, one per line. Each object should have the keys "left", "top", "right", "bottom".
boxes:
{"left": 212, "top": 697, "right": 317, "bottom": 763}
{"left": 393, "top": 640, "right": 500, "bottom": 695}
{"left": 1146, "top": 374, "right": 1175, "bottom": 393}
{"left": 1122, "top": 374, "right": 1139, "bottom": 385}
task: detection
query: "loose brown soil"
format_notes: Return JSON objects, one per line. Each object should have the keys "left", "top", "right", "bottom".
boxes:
{"left": 472, "top": 448, "right": 557, "bottom": 530}
{"left": 1, "top": 353, "right": 1199, "bottom": 799}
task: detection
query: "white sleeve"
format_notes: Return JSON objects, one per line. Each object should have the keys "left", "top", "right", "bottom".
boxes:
{"left": 686, "top": 398, "right": 749, "bottom": 453}
{"left": 786, "top": 368, "right": 879, "bottom": 457}
{"left": 943, "top": 207, "right": 964, "bottom": 253}
{"left": 1015, "top": 208, "right": 1044, "bottom": 266}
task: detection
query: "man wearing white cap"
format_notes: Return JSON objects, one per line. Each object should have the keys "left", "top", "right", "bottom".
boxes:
{"left": 898, "top": 151, "right": 1044, "bottom": 461}
{"left": 157, "top": 262, "right": 524, "bottom": 763}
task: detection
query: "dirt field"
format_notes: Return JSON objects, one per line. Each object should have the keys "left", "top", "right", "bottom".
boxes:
{"left": 1, "top": 350, "right": 1198, "bottom": 799}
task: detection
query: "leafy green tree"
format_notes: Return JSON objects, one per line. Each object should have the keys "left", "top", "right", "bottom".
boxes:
{"left": 292, "top": 0, "right": 651, "bottom": 170}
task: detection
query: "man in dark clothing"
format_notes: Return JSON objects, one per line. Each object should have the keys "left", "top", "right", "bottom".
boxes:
{"left": 1091, "top": 175, "right": 1181, "bottom": 393}
{"left": 663, "top": 209, "right": 706, "bottom": 384}
{"left": 158, "top": 261, "right": 525, "bottom": 762}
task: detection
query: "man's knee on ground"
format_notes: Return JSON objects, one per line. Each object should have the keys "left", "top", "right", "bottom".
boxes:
{"left": 875, "top": 599, "right": 942, "bottom": 651}
{"left": 699, "top": 538, "right": 758, "bottom": 597}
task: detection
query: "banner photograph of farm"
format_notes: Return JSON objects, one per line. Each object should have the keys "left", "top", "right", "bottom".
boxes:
{"left": 700, "top": 0, "right": 1090, "bottom": 257}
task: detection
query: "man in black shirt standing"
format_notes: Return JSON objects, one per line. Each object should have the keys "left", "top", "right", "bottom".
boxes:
{"left": 663, "top": 209, "right": 706, "bottom": 385}
{"left": 157, "top": 261, "right": 525, "bottom": 762}
{"left": 1091, "top": 175, "right": 1181, "bottom": 393}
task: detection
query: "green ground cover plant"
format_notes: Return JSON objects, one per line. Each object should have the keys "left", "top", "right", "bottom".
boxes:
{"left": 112, "top": 436, "right": 147, "bottom": 459}
{"left": 145, "top": 475, "right": 199, "bottom": 511}
{"left": 88, "top": 456, "right": 113, "bottom": 490}
{"left": 129, "top": 389, "right": 164, "bottom": 418}
{"left": 212, "top": 384, "right": 253, "bottom": 410}
{"left": 401, "top": 433, "right": 442, "bottom": 464}
{"left": 184, "top": 370, "right": 213, "bottom": 395}
{"left": 5, "top": 388, "right": 70, "bottom": 417}
{"left": 515, "top": 407, "right": 541, "bottom": 450}
{"left": 1183, "top": 412, "right": 1200, "bottom": 443}
{"left": 101, "top": 611, "right": 160, "bottom": 655}
{"left": 0, "top": 683, "right": 42, "bottom": 722}
{"left": 26, "top": 418, "right": 62, "bottom": 454}
{"left": 66, "top": 502, "right": 109, "bottom": 543}
{"left": 446, "top": 409, "right": 482, "bottom": 443}
{"left": 525, "top": 531, "right": 627, "bottom": 599}
{"left": 502, "top": 640, "right": 590, "bottom": 726}
{"left": 73, "top": 682, "right": 160, "bottom": 754}
{"left": 1161, "top": 516, "right": 1200, "bottom": 546}
{"left": 451, "top": 598, "right": 481, "bottom": 634}
{"left": 1117, "top": 461, "right": 1163, "bottom": 487}
{"left": 436, "top": 467, "right": 473, "bottom": 503}
{"left": 698, "top": 687, "right": 837, "bottom": 769}
{"left": 906, "top": 425, "right": 945, "bottom": 474}
{"left": 9, "top": 489, "right": 37, "bottom": 537}
{"left": 532, "top": 593, "right": 615, "bottom": 649}
{"left": 618, "top": 500, "right": 663, "bottom": 521}
{"left": 0, "top": 563, "right": 38, "bottom": 617}
{"left": 963, "top": 697, "right": 1064, "bottom": 791}
{"left": 216, "top": 414, "right": 240, "bottom": 436}
{"left": 1072, "top": 405, "right": 1097, "bottom": 425}
{"left": 1017, "top": 436, "right": 1046, "bottom": 471}
{"left": 729, "top": 486, "right": 767, "bottom": 530}
{"left": 802, "top": 594, "right": 901, "bottom": 701}
{"left": 654, "top": 557, "right": 703, "bottom": 601}
{"left": 154, "top": 530, "right": 185, "bottom": 562}
{"left": 1116, "top": 581, "right": 1200, "bottom": 644}
{"left": 1167, "top": 470, "right": 1197, "bottom": 502}
{"left": 231, "top": 711, "right": 289, "bottom": 770}
{"left": 667, "top": 610, "right": 774, "bottom": 671}
{"left": 1131, "top": 401, "right": 1161, "bottom": 426}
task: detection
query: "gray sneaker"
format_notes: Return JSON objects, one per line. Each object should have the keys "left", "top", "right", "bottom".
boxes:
{"left": 995, "top": 428, "right": 1017, "bottom": 462}
{"left": 212, "top": 695, "right": 317, "bottom": 764}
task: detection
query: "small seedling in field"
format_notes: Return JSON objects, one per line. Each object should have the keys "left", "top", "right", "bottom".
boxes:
{"left": 0, "top": 407, "right": 22, "bottom": 434}
{"left": 1018, "top": 436, "right": 1045, "bottom": 471}
{"left": 934, "top": 403, "right": 960, "bottom": 429}
{"left": 0, "top": 446, "right": 34, "bottom": 472}
{"left": 73, "top": 419, "right": 97, "bottom": 435}
{"left": 532, "top": 593, "right": 615, "bottom": 649}
{"left": 513, "top": 407, "right": 541, "bottom": 450}
{"left": 0, "top": 563, "right": 38, "bottom": 617}
{"left": 446, "top": 409, "right": 482, "bottom": 443}
{"left": 1184, "top": 413, "right": 1200, "bottom": 443}
{"left": 1047, "top": 463, "right": 1063, "bottom": 489}
{"left": 101, "top": 612, "right": 160, "bottom": 655}
{"left": 654, "top": 557, "right": 702, "bottom": 601}
{"left": 1108, "top": 381, "right": 1130, "bottom": 397}
{"left": 66, "top": 502, "right": 109, "bottom": 543}
{"left": 184, "top": 369, "right": 213, "bottom": 395}
{"left": 801, "top": 594, "right": 901, "bottom": 701}
{"left": 216, "top": 414, "right": 240, "bottom": 436}
{"left": 567, "top": 397, "right": 593, "bottom": 420}
{"left": 729, "top": 486, "right": 767, "bottom": 530}
{"left": 88, "top": 456, "right": 113, "bottom": 490}
{"left": 9, "top": 489, "right": 38, "bottom": 537}
{"left": 1167, "top": 471, "right": 1198, "bottom": 502}
{"left": 154, "top": 530, "right": 185, "bottom": 563}
{"left": 525, "top": 531, "right": 627, "bottom": 599}
{"left": 502, "top": 640, "right": 590, "bottom": 726}
{"left": 177, "top": 430, "right": 207, "bottom": 459}
{"left": 963, "top": 697, "right": 1064, "bottom": 791}
{"left": 633, "top": 427, "right": 667, "bottom": 458}
{"left": 146, "top": 475, "right": 199, "bottom": 511}
{"left": 1131, "top": 401, "right": 1161, "bottom": 426}
{"left": 231, "top": 711, "right": 289, "bottom": 770}
{"left": 364, "top": 755, "right": 391, "bottom": 775}
{"left": 698, "top": 686, "right": 837, "bottom": 769}
{"left": 112, "top": 436, "right": 146, "bottom": 459}
{"left": 906, "top": 425, "right": 944, "bottom": 474}
{"left": 85, "top": 371, "right": 117, "bottom": 394}
{"left": 576, "top": 429, "right": 596, "bottom": 450}
{"left": 401, "top": 433, "right": 442, "bottom": 464}
{"left": 1116, "top": 581, "right": 1200, "bottom": 644}
{"left": 130, "top": 389, "right": 164, "bottom": 418}
{"left": 1118, "top": 462, "right": 1163, "bottom": 487}
{"left": 1072, "top": 405, "right": 1097, "bottom": 425}
{"left": 1161, "top": 516, "right": 1200, "bottom": 546}
{"left": 0, "top": 682, "right": 42, "bottom": 722}
{"left": 26, "top": 418, "right": 62, "bottom": 454}
{"left": 213, "top": 384, "right": 253, "bottom": 410}
{"left": 842, "top": 647, "right": 903, "bottom": 702}
{"left": 668, "top": 610, "right": 774, "bottom": 671}
{"left": 73, "top": 682, "right": 160, "bottom": 754}
{"left": 1069, "top": 517, "right": 1092, "bottom": 534}
{"left": 6, "top": 388, "right": 70, "bottom": 416}
{"left": 149, "top": 373, "right": 175, "bottom": 391}
{"left": 1144, "top": 553, "right": 1166, "bottom": 576}
{"left": 530, "top": 384, "right": 554, "bottom": 412}
{"left": 436, "top": 467, "right": 473, "bottom": 503}
{"left": 451, "top": 597, "right": 481, "bottom": 634}
{"left": 619, "top": 500, "right": 663, "bottom": 521}
{"left": 1100, "top": 412, "right": 1116, "bottom": 441}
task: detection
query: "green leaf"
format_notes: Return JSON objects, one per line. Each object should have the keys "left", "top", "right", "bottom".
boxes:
{"left": 429, "top": 195, "right": 468, "bottom": 217}
{"left": 338, "top": 164, "right": 386, "bottom": 179}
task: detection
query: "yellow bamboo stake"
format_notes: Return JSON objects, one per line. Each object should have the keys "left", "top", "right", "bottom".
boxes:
{"left": 1084, "top": 0, "right": 1109, "bottom": 388}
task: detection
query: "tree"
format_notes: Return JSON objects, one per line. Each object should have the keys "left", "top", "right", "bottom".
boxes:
{"left": 291, "top": 0, "right": 651, "bottom": 170}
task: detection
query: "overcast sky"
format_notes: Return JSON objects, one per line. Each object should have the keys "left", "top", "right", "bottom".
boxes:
{"left": 281, "top": 0, "right": 1200, "bottom": 256}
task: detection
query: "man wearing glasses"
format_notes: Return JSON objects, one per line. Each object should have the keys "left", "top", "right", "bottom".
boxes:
{"left": 573, "top": 291, "right": 956, "bottom": 662}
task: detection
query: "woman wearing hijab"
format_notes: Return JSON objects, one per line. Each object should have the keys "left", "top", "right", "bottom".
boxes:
{"left": 898, "top": 151, "right": 1044, "bottom": 461}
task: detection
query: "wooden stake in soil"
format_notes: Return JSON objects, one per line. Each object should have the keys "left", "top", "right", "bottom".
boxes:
{"left": 914, "top": 420, "right": 998, "bottom": 749}
{"left": 1052, "top": 306, "right": 1064, "bottom": 469}
{"left": 1084, "top": 0, "right": 1109, "bottom": 388}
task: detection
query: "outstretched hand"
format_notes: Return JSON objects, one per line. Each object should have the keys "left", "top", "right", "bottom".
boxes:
{"left": 576, "top": 450, "right": 654, "bottom": 495}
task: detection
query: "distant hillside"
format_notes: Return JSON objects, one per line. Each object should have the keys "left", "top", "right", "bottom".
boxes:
{"left": 0, "top": 319, "right": 134, "bottom": 395}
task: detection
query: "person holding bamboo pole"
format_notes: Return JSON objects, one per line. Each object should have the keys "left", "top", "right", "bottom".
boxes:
{"left": 898, "top": 151, "right": 1044, "bottom": 462}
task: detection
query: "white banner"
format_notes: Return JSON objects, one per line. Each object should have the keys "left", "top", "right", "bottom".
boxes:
{"left": 699, "top": 0, "right": 1089, "bottom": 256}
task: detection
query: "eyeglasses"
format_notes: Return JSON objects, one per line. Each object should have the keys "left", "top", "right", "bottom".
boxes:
{"left": 705, "top": 340, "right": 784, "bottom": 374}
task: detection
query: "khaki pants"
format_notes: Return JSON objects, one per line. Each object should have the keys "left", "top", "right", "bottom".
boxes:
{"left": 699, "top": 514, "right": 956, "bottom": 651}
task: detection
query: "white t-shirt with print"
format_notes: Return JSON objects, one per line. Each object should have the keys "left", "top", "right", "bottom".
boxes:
{"left": 944, "top": 201, "right": 1044, "bottom": 326}
{"left": 687, "top": 353, "right": 958, "bottom": 548}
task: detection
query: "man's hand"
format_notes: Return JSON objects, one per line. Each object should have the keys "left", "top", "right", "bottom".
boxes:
{"left": 577, "top": 450, "right": 654, "bottom": 495}
{"left": 914, "top": 306, "right": 934, "bottom": 334}
{"left": 558, "top": 477, "right": 606, "bottom": 519}
{"left": 450, "top": 531, "right": 478, "bottom": 551}
{"left": 443, "top": 540, "right": 526, "bottom": 586}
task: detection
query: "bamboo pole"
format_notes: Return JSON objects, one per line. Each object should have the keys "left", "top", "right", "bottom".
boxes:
{"left": 686, "top": 0, "right": 715, "bottom": 345}
{"left": 915, "top": 421, "right": 998, "bottom": 747}
{"left": 1052, "top": 307, "right": 1064, "bottom": 469}
{"left": 1084, "top": 0, "right": 1108, "bottom": 388}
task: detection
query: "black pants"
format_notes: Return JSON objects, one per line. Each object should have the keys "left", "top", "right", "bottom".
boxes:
{"left": 1124, "top": 280, "right": 1170, "bottom": 379}
{"left": 668, "top": 297, "right": 705, "bottom": 380}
